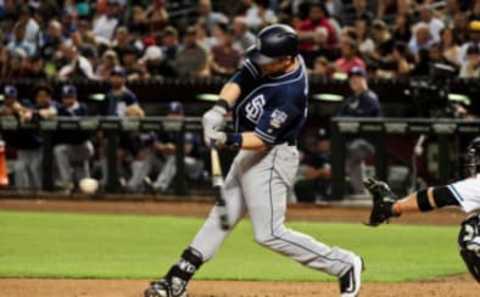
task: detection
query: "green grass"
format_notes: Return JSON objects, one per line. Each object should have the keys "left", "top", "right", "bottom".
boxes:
{"left": 0, "top": 210, "right": 466, "bottom": 282}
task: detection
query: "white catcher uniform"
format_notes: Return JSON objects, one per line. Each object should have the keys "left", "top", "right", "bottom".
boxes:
{"left": 448, "top": 174, "right": 480, "bottom": 213}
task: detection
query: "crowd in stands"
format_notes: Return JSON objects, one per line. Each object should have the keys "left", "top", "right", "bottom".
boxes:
{"left": 2, "top": 0, "right": 480, "bottom": 81}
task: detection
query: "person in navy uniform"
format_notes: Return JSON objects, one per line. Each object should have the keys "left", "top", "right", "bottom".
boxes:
{"left": 101, "top": 67, "right": 144, "bottom": 118}
{"left": 127, "top": 101, "right": 205, "bottom": 193}
{"left": 100, "top": 66, "right": 145, "bottom": 187}
{"left": 53, "top": 85, "right": 94, "bottom": 192}
{"left": 337, "top": 66, "right": 382, "bottom": 195}
{"left": 0, "top": 85, "right": 38, "bottom": 190}
{"left": 294, "top": 127, "right": 332, "bottom": 203}
{"left": 145, "top": 25, "right": 364, "bottom": 297}
{"left": 0, "top": 83, "right": 58, "bottom": 190}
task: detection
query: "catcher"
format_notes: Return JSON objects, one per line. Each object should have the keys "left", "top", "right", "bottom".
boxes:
{"left": 364, "top": 137, "right": 480, "bottom": 282}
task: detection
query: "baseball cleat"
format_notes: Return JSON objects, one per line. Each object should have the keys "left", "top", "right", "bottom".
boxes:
{"left": 339, "top": 255, "right": 364, "bottom": 297}
{"left": 363, "top": 178, "right": 398, "bottom": 227}
{"left": 144, "top": 277, "right": 187, "bottom": 297}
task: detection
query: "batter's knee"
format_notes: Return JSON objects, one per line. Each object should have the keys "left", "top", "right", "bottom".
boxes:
{"left": 253, "top": 225, "right": 288, "bottom": 248}
{"left": 254, "top": 232, "right": 275, "bottom": 246}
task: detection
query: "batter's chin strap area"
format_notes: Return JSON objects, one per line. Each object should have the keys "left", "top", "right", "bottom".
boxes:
{"left": 458, "top": 214, "right": 480, "bottom": 283}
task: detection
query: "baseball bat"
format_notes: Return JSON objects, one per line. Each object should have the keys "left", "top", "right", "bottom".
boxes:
{"left": 210, "top": 148, "right": 229, "bottom": 230}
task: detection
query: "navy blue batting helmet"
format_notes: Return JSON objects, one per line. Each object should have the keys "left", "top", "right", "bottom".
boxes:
{"left": 246, "top": 24, "right": 299, "bottom": 65}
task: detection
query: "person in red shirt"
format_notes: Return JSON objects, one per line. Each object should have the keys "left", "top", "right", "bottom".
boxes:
{"left": 297, "top": 2, "right": 338, "bottom": 52}
{"left": 335, "top": 37, "right": 366, "bottom": 74}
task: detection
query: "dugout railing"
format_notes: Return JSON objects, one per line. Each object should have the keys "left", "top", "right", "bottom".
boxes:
{"left": 2, "top": 116, "right": 479, "bottom": 199}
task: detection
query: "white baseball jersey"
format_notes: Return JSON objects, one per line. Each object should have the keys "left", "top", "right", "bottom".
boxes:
{"left": 448, "top": 174, "right": 480, "bottom": 213}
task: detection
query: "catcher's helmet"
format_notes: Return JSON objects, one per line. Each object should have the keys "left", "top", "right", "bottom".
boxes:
{"left": 459, "top": 214, "right": 480, "bottom": 282}
{"left": 465, "top": 137, "right": 480, "bottom": 177}
{"left": 246, "top": 24, "right": 299, "bottom": 65}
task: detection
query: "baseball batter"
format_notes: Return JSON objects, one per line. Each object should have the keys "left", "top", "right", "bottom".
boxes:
{"left": 364, "top": 137, "right": 480, "bottom": 282}
{"left": 144, "top": 24, "right": 364, "bottom": 297}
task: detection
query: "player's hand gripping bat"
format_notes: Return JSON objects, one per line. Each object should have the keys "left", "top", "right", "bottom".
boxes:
{"left": 210, "top": 148, "right": 229, "bottom": 230}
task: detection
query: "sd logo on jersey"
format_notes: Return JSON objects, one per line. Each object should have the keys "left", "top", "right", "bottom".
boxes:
{"left": 245, "top": 94, "right": 265, "bottom": 123}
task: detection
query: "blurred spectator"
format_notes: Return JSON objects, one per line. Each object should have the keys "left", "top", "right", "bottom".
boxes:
{"left": 408, "top": 22, "right": 434, "bottom": 56}
{"left": 7, "top": 21, "right": 36, "bottom": 57}
{"left": 441, "top": 27, "right": 461, "bottom": 67}
{"left": 145, "top": 0, "right": 169, "bottom": 32}
{"left": 418, "top": 5, "right": 444, "bottom": 42}
{"left": 460, "top": 44, "right": 480, "bottom": 78}
{"left": 337, "top": 67, "right": 382, "bottom": 195}
{"left": 391, "top": 42, "right": 411, "bottom": 77}
{"left": 294, "top": 128, "right": 332, "bottom": 203}
{"left": 92, "top": 0, "right": 122, "bottom": 41}
{"left": 112, "top": 26, "right": 132, "bottom": 57}
{"left": 310, "top": 56, "right": 332, "bottom": 77}
{"left": 39, "top": 20, "right": 63, "bottom": 60}
{"left": 210, "top": 25, "right": 241, "bottom": 76}
{"left": 354, "top": 18, "right": 375, "bottom": 57}
{"left": 335, "top": 37, "right": 366, "bottom": 74}
{"left": 195, "top": 22, "right": 217, "bottom": 51}
{"left": 232, "top": 16, "right": 256, "bottom": 53}
{"left": 155, "top": 26, "right": 180, "bottom": 77}
{"left": 197, "top": 0, "right": 229, "bottom": 32}
{"left": 371, "top": 19, "right": 395, "bottom": 62}
{"left": 4, "top": 49, "right": 31, "bottom": 79}
{"left": 58, "top": 44, "right": 96, "bottom": 80}
{"left": 460, "top": 21, "right": 480, "bottom": 64}
{"left": 242, "top": 0, "right": 278, "bottom": 30}
{"left": 411, "top": 48, "right": 431, "bottom": 76}
{"left": 27, "top": 55, "right": 47, "bottom": 79}
{"left": 175, "top": 26, "right": 210, "bottom": 77}
{"left": 96, "top": 50, "right": 119, "bottom": 81}
{"left": 470, "top": 1, "right": 480, "bottom": 22}
{"left": 297, "top": 2, "right": 338, "bottom": 53}
{"left": 429, "top": 42, "right": 452, "bottom": 66}
{"left": 18, "top": 5, "right": 40, "bottom": 47}
{"left": 128, "top": 5, "right": 148, "bottom": 35}
{"left": 324, "top": 0, "right": 344, "bottom": 20}
{"left": 377, "top": 0, "right": 410, "bottom": 20}
{"left": 121, "top": 45, "right": 148, "bottom": 80}
{"left": 392, "top": 14, "right": 412, "bottom": 43}
{"left": 348, "top": 0, "right": 374, "bottom": 24}
{"left": 54, "top": 85, "right": 93, "bottom": 192}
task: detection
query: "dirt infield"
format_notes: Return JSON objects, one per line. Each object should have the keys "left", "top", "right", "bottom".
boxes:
{"left": 0, "top": 277, "right": 477, "bottom": 297}
{"left": 0, "top": 198, "right": 475, "bottom": 297}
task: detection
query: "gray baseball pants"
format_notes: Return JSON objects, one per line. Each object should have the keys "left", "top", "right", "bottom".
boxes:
{"left": 54, "top": 141, "right": 94, "bottom": 186}
{"left": 15, "top": 149, "right": 43, "bottom": 190}
{"left": 190, "top": 144, "right": 358, "bottom": 277}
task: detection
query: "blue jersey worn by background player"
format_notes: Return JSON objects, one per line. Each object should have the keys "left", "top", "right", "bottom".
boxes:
{"left": 144, "top": 24, "right": 364, "bottom": 297}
